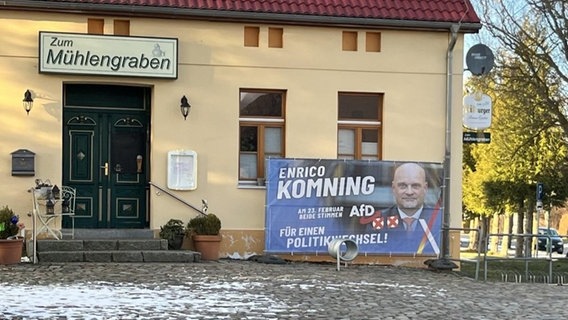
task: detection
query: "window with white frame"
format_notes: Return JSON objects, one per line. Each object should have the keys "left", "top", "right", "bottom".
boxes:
{"left": 239, "top": 89, "right": 285, "bottom": 183}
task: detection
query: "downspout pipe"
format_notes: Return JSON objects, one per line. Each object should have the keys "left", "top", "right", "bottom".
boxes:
{"left": 427, "top": 24, "right": 460, "bottom": 270}
{"left": 442, "top": 24, "right": 460, "bottom": 261}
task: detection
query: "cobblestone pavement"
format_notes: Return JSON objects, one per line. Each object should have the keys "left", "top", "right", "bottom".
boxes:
{"left": 0, "top": 259, "right": 566, "bottom": 319}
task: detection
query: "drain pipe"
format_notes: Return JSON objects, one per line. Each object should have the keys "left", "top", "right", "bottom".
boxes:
{"left": 430, "top": 24, "right": 460, "bottom": 270}
{"left": 443, "top": 24, "right": 460, "bottom": 259}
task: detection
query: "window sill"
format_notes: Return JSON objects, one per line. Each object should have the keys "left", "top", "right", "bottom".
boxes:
{"left": 238, "top": 182, "right": 266, "bottom": 189}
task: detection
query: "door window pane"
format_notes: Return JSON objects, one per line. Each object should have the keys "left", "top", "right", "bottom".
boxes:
{"left": 112, "top": 130, "right": 144, "bottom": 174}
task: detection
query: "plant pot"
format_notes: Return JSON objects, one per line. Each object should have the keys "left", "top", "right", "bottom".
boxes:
{"left": 0, "top": 237, "right": 23, "bottom": 265}
{"left": 192, "top": 234, "right": 221, "bottom": 260}
{"left": 168, "top": 234, "right": 185, "bottom": 250}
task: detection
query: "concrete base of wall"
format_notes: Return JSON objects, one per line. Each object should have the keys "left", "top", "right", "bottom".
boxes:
{"left": 215, "top": 229, "right": 461, "bottom": 269}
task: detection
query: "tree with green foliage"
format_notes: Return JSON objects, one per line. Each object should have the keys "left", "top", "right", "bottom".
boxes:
{"left": 463, "top": 5, "right": 568, "bottom": 255}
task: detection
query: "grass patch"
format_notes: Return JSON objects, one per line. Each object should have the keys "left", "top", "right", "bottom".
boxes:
{"left": 457, "top": 256, "right": 568, "bottom": 282}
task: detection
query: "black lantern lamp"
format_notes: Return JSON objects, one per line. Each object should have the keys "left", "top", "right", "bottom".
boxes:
{"left": 61, "top": 197, "right": 70, "bottom": 213}
{"left": 180, "top": 95, "right": 191, "bottom": 120}
{"left": 46, "top": 196, "right": 55, "bottom": 215}
{"left": 51, "top": 185, "right": 60, "bottom": 200}
{"left": 23, "top": 89, "right": 33, "bottom": 115}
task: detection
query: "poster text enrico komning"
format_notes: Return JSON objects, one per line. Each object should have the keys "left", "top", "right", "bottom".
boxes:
{"left": 277, "top": 165, "right": 375, "bottom": 199}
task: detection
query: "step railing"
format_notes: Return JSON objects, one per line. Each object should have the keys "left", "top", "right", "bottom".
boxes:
{"left": 148, "top": 181, "right": 207, "bottom": 216}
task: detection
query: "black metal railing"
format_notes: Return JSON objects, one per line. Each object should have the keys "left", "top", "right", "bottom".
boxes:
{"left": 148, "top": 181, "right": 206, "bottom": 216}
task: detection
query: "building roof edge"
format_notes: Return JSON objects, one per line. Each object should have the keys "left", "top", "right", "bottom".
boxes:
{"left": 1, "top": 1, "right": 482, "bottom": 32}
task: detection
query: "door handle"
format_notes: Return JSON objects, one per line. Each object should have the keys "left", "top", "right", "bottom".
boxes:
{"left": 136, "top": 155, "right": 143, "bottom": 173}
{"left": 100, "top": 162, "right": 109, "bottom": 176}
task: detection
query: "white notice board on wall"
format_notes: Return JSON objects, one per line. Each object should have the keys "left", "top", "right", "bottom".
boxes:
{"left": 167, "top": 150, "right": 197, "bottom": 190}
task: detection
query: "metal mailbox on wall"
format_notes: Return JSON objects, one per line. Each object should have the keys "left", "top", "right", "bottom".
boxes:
{"left": 11, "top": 149, "right": 35, "bottom": 176}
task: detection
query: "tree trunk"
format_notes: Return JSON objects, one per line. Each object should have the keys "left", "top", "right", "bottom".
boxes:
{"left": 507, "top": 214, "right": 514, "bottom": 249}
{"left": 515, "top": 200, "right": 525, "bottom": 257}
{"left": 477, "top": 216, "right": 490, "bottom": 253}
{"left": 488, "top": 213, "right": 500, "bottom": 252}
{"left": 526, "top": 207, "right": 534, "bottom": 257}
{"left": 499, "top": 214, "right": 510, "bottom": 256}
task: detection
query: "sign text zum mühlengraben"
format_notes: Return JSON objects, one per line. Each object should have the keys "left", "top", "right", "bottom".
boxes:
{"left": 39, "top": 32, "right": 178, "bottom": 79}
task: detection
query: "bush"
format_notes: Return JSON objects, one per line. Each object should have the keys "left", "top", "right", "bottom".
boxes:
{"left": 187, "top": 213, "right": 221, "bottom": 235}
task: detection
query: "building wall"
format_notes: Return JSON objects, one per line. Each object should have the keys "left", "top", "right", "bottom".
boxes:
{"left": 0, "top": 10, "right": 465, "bottom": 265}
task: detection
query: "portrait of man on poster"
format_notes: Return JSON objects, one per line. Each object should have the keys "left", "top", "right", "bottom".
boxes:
{"left": 360, "top": 162, "right": 442, "bottom": 254}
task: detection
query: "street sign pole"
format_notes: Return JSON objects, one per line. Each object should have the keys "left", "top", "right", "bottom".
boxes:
{"left": 535, "top": 182, "right": 544, "bottom": 258}
{"left": 536, "top": 182, "right": 544, "bottom": 226}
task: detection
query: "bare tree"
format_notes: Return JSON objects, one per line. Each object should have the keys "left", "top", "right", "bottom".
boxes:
{"left": 464, "top": 1, "right": 568, "bottom": 255}
{"left": 477, "top": 0, "right": 568, "bottom": 139}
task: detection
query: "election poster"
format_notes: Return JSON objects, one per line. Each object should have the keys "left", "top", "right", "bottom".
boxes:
{"left": 264, "top": 159, "right": 444, "bottom": 255}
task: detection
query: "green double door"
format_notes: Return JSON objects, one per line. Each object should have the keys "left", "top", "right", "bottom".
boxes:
{"left": 62, "top": 84, "right": 150, "bottom": 229}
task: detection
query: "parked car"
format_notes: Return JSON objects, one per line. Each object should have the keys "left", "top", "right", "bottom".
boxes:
{"left": 536, "top": 227, "right": 564, "bottom": 254}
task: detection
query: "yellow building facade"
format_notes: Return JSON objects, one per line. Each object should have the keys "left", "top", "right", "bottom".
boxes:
{"left": 0, "top": 1, "right": 480, "bottom": 267}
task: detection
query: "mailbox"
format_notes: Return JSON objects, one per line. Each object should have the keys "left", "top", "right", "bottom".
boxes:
{"left": 11, "top": 149, "right": 35, "bottom": 176}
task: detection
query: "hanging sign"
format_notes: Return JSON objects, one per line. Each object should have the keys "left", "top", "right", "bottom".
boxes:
{"left": 463, "top": 132, "right": 491, "bottom": 144}
{"left": 463, "top": 92, "right": 492, "bottom": 130}
{"left": 39, "top": 32, "right": 178, "bottom": 79}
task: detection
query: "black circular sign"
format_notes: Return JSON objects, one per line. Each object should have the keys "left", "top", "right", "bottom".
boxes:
{"left": 466, "top": 44, "right": 495, "bottom": 76}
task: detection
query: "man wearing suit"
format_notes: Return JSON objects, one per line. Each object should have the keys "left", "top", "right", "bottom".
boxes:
{"left": 360, "top": 162, "right": 442, "bottom": 255}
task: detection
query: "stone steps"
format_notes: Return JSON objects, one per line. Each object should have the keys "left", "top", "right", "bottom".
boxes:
{"left": 68, "top": 228, "right": 156, "bottom": 240}
{"left": 29, "top": 231, "right": 201, "bottom": 263}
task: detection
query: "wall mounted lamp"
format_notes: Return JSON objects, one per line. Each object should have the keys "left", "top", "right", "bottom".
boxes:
{"left": 23, "top": 89, "right": 33, "bottom": 115}
{"left": 180, "top": 95, "right": 191, "bottom": 120}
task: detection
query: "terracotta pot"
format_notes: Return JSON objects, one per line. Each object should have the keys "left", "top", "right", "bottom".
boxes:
{"left": 0, "top": 238, "right": 23, "bottom": 265}
{"left": 192, "top": 234, "right": 221, "bottom": 260}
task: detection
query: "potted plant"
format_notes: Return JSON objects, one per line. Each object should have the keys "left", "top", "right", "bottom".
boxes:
{"left": 187, "top": 213, "right": 222, "bottom": 260}
{"left": 159, "top": 219, "right": 186, "bottom": 250}
{"left": 0, "top": 205, "right": 25, "bottom": 264}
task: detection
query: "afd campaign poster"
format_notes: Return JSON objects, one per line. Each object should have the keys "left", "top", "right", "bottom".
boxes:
{"left": 265, "top": 159, "right": 444, "bottom": 256}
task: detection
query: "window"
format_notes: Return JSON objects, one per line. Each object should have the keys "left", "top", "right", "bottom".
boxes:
{"left": 337, "top": 93, "right": 383, "bottom": 160}
{"left": 239, "top": 89, "right": 285, "bottom": 183}
{"left": 114, "top": 20, "right": 130, "bottom": 36}
{"left": 342, "top": 31, "right": 358, "bottom": 51}
{"left": 244, "top": 26, "right": 260, "bottom": 47}
{"left": 88, "top": 18, "right": 104, "bottom": 35}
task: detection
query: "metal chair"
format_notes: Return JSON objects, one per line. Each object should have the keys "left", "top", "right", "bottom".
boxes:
{"left": 60, "top": 186, "right": 76, "bottom": 239}
{"left": 33, "top": 185, "right": 76, "bottom": 240}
